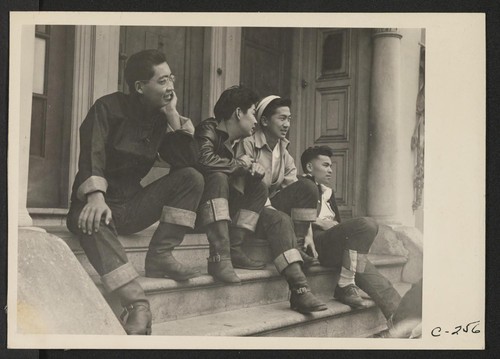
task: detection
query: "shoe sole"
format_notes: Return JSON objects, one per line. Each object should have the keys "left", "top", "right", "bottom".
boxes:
{"left": 232, "top": 264, "right": 266, "bottom": 270}
{"left": 145, "top": 270, "right": 201, "bottom": 281}
{"left": 291, "top": 305, "right": 328, "bottom": 314}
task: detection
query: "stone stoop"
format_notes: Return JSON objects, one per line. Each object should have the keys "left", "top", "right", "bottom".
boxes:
{"left": 42, "top": 224, "right": 411, "bottom": 337}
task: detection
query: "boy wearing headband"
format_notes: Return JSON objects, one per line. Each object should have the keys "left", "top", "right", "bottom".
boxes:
{"left": 240, "top": 96, "right": 322, "bottom": 269}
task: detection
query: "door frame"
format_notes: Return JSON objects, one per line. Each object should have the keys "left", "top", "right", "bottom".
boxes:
{"left": 289, "top": 28, "right": 371, "bottom": 218}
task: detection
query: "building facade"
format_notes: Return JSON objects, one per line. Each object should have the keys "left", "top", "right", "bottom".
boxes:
{"left": 18, "top": 25, "right": 425, "bottom": 232}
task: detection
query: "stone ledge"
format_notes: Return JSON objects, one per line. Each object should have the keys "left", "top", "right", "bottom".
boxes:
{"left": 17, "top": 229, "right": 125, "bottom": 335}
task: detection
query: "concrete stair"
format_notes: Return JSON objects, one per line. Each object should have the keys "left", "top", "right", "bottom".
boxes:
{"left": 42, "top": 224, "right": 411, "bottom": 337}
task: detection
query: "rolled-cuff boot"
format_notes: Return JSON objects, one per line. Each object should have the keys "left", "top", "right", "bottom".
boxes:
{"left": 115, "top": 280, "right": 152, "bottom": 335}
{"left": 294, "top": 221, "right": 320, "bottom": 268}
{"left": 282, "top": 261, "right": 327, "bottom": 313}
{"left": 206, "top": 221, "right": 241, "bottom": 284}
{"left": 229, "top": 226, "right": 265, "bottom": 270}
{"left": 145, "top": 222, "right": 200, "bottom": 281}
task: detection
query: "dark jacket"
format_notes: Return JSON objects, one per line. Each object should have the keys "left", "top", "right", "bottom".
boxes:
{"left": 303, "top": 174, "right": 342, "bottom": 223}
{"left": 194, "top": 117, "right": 250, "bottom": 176}
{"left": 70, "top": 92, "right": 191, "bottom": 204}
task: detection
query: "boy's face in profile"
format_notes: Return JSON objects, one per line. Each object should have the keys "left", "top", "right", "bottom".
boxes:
{"left": 308, "top": 155, "right": 333, "bottom": 186}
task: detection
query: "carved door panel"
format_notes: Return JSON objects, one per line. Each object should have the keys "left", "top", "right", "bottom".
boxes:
{"left": 301, "top": 28, "right": 359, "bottom": 219}
{"left": 240, "top": 27, "right": 292, "bottom": 98}
{"left": 118, "top": 26, "right": 205, "bottom": 124}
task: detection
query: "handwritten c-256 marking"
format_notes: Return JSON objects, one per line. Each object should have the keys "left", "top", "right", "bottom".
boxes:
{"left": 431, "top": 320, "right": 480, "bottom": 337}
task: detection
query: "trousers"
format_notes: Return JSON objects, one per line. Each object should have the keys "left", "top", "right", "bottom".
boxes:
{"left": 313, "top": 217, "right": 402, "bottom": 319}
{"left": 67, "top": 167, "right": 204, "bottom": 291}
{"left": 198, "top": 172, "right": 268, "bottom": 231}
{"left": 270, "top": 179, "right": 319, "bottom": 223}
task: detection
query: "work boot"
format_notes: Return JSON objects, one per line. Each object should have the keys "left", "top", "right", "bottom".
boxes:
{"left": 206, "top": 221, "right": 241, "bottom": 284}
{"left": 145, "top": 222, "right": 200, "bottom": 281}
{"left": 229, "top": 226, "right": 265, "bottom": 270}
{"left": 283, "top": 262, "right": 327, "bottom": 313}
{"left": 115, "top": 280, "right": 152, "bottom": 335}
{"left": 294, "top": 221, "right": 320, "bottom": 268}
{"left": 334, "top": 284, "right": 366, "bottom": 308}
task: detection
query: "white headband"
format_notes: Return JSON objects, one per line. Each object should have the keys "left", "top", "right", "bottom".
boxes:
{"left": 256, "top": 95, "right": 281, "bottom": 122}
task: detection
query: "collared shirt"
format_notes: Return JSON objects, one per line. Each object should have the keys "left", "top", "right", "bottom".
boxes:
{"left": 237, "top": 128, "right": 297, "bottom": 198}
{"left": 318, "top": 184, "right": 337, "bottom": 222}
{"left": 70, "top": 92, "right": 190, "bottom": 203}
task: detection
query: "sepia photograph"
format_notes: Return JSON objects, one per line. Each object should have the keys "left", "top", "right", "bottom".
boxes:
{"left": 7, "top": 12, "right": 484, "bottom": 350}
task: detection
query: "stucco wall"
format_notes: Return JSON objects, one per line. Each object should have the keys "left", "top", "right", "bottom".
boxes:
{"left": 397, "top": 28, "right": 424, "bottom": 230}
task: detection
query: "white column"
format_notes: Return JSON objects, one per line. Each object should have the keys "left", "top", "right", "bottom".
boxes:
{"left": 367, "top": 28, "right": 402, "bottom": 224}
{"left": 15, "top": 25, "right": 39, "bottom": 229}
{"left": 201, "top": 27, "right": 241, "bottom": 119}
{"left": 68, "top": 26, "right": 120, "bottom": 195}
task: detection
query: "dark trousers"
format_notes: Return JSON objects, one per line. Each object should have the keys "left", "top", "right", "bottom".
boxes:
{"left": 270, "top": 178, "right": 319, "bottom": 222}
{"left": 314, "top": 217, "right": 402, "bottom": 319}
{"left": 67, "top": 167, "right": 204, "bottom": 291}
{"left": 255, "top": 208, "right": 297, "bottom": 258}
{"left": 198, "top": 173, "right": 268, "bottom": 230}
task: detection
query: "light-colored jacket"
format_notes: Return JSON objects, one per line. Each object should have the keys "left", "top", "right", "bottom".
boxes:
{"left": 237, "top": 128, "right": 297, "bottom": 198}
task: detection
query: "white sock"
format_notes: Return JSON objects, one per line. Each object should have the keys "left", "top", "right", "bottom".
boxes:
{"left": 338, "top": 266, "right": 356, "bottom": 287}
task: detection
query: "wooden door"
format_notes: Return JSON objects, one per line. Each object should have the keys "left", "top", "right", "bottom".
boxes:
{"left": 299, "top": 28, "right": 364, "bottom": 219}
{"left": 118, "top": 26, "right": 206, "bottom": 125}
{"left": 240, "top": 28, "right": 292, "bottom": 99}
{"left": 27, "top": 25, "right": 74, "bottom": 208}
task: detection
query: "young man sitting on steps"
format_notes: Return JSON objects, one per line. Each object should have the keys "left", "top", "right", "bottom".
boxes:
{"left": 300, "top": 145, "right": 402, "bottom": 314}
{"left": 67, "top": 49, "right": 205, "bottom": 335}
{"left": 195, "top": 87, "right": 326, "bottom": 314}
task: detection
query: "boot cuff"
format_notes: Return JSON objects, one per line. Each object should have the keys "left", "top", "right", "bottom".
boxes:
{"left": 233, "top": 209, "right": 259, "bottom": 232}
{"left": 198, "top": 198, "right": 231, "bottom": 226}
{"left": 273, "top": 248, "right": 303, "bottom": 273}
{"left": 101, "top": 262, "right": 139, "bottom": 292}
{"left": 161, "top": 206, "right": 197, "bottom": 229}
{"left": 291, "top": 208, "right": 317, "bottom": 222}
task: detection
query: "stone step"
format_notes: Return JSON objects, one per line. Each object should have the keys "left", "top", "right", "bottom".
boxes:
{"left": 100, "top": 254, "right": 407, "bottom": 324}
{"left": 44, "top": 226, "right": 406, "bottom": 284}
{"left": 151, "top": 282, "right": 412, "bottom": 337}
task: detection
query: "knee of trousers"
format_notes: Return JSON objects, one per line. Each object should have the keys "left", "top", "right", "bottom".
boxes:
{"left": 358, "top": 217, "right": 379, "bottom": 238}
{"left": 203, "top": 172, "right": 229, "bottom": 200}
{"left": 172, "top": 167, "right": 205, "bottom": 197}
{"left": 273, "top": 248, "right": 303, "bottom": 273}
{"left": 296, "top": 178, "right": 320, "bottom": 201}
{"left": 249, "top": 180, "right": 269, "bottom": 202}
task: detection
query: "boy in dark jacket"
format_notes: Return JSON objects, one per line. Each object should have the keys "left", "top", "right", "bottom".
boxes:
{"left": 67, "top": 50, "right": 204, "bottom": 335}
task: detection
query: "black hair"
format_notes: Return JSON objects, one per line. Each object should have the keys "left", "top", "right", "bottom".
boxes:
{"left": 214, "top": 85, "right": 260, "bottom": 121}
{"left": 124, "top": 49, "right": 168, "bottom": 94}
{"left": 300, "top": 146, "right": 334, "bottom": 173}
{"left": 261, "top": 97, "right": 292, "bottom": 122}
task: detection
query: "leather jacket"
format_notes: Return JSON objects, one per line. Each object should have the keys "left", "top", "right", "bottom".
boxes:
{"left": 194, "top": 117, "right": 250, "bottom": 176}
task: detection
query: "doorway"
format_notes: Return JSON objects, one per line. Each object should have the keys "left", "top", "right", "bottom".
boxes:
{"left": 27, "top": 25, "right": 75, "bottom": 208}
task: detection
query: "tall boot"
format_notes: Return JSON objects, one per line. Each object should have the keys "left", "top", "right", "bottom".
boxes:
{"left": 294, "top": 221, "right": 320, "bottom": 268}
{"left": 114, "top": 279, "right": 152, "bottom": 335}
{"left": 205, "top": 221, "right": 241, "bottom": 284}
{"left": 284, "top": 262, "right": 327, "bottom": 313}
{"left": 229, "top": 226, "right": 265, "bottom": 270}
{"left": 145, "top": 223, "right": 200, "bottom": 281}
{"left": 274, "top": 248, "right": 326, "bottom": 313}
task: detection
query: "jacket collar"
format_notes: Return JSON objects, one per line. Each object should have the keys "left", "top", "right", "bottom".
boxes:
{"left": 215, "top": 119, "right": 235, "bottom": 155}
{"left": 254, "top": 128, "right": 289, "bottom": 152}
